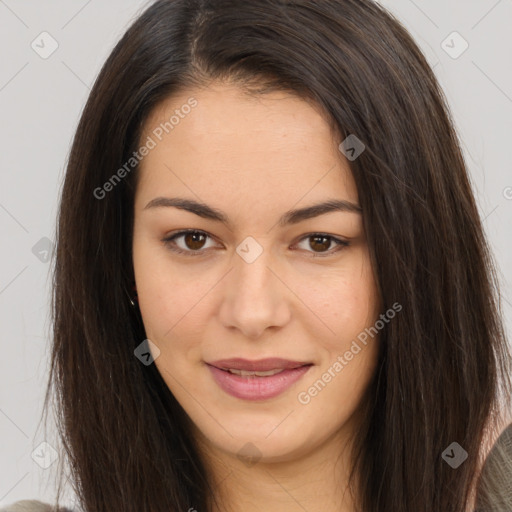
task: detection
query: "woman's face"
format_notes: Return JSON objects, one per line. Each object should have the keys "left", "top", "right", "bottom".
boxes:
{"left": 132, "top": 82, "right": 381, "bottom": 464}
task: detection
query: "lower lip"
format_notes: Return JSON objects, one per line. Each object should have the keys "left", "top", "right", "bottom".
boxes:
{"left": 207, "top": 364, "right": 312, "bottom": 401}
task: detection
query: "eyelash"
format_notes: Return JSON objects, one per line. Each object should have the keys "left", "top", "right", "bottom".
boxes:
{"left": 161, "top": 229, "right": 350, "bottom": 258}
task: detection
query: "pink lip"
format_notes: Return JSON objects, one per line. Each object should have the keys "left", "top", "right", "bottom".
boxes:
{"left": 206, "top": 362, "right": 312, "bottom": 401}
{"left": 208, "top": 357, "right": 310, "bottom": 372}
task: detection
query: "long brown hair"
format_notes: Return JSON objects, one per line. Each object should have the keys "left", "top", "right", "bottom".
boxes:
{"left": 43, "top": 0, "right": 512, "bottom": 510}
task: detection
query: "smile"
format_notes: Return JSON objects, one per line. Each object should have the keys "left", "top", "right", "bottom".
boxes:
{"left": 206, "top": 358, "right": 313, "bottom": 401}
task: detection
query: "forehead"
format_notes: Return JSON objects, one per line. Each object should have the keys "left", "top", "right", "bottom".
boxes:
{"left": 136, "top": 83, "right": 358, "bottom": 209}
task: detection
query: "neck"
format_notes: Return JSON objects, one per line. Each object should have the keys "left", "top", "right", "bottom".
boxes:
{"left": 197, "top": 428, "right": 358, "bottom": 512}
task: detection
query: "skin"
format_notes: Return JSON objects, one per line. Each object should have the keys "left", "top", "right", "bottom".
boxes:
{"left": 132, "top": 82, "right": 383, "bottom": 512}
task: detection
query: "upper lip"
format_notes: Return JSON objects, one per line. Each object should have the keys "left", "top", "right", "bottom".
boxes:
{"left": 207, "top": 358, "right": 312, "bottom": 371}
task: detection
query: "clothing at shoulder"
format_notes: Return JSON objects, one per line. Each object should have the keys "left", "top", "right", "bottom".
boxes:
{"left": 474, "top": 422, "right": 512, "bottom": 511}
{"left": 0, "top": 500, "right": 73, "bottom": 512}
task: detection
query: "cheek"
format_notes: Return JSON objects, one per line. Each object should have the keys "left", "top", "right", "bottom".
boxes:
{"left": 133, "top": 234, "right": 205, "bottom": 338}
{"left": 137, "top": 275, "right": 205, "bottom": 343}
{"left": 136, "top": 273, "right": 206, "bottom": 381}
{"left": 293, "top": 255, "right": 379, "bottom": 342}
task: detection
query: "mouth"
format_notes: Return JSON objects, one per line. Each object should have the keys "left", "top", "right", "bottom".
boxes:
{"left": 206, "top": 358, "right": 313, "bottom": 401}
{"left": 221, "top": 368, "right": 290, "bottom": 377}
{"left": 207, "top": 357, "right": 312, "bottom": 372}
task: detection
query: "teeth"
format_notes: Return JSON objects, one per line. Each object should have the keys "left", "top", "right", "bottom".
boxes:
{"left": 226, "top": 368, "right": 286, "bottom": 377}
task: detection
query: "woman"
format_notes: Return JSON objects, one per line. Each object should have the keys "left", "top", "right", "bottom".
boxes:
{"left": 3, "top": 0, "right": 511, "bottom": 511}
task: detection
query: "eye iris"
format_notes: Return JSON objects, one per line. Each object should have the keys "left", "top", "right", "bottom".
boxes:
{"left": 185, "top": 232, "right": 206, "bottom": 250}
{"left": 310, "top": 235, "right": 330, "bottom": 252}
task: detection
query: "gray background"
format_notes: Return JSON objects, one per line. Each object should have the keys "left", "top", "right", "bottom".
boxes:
{"left": 0, "top": 0, "right": 511, "bottom": 507}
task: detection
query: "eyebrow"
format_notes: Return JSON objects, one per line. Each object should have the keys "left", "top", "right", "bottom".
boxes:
{"left": 143, "top": 196, "right": 362, "bottom": 228}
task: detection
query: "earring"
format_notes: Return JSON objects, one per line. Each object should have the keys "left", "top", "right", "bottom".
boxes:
{"left": 127, "top": 282, "right": 138, "bottom": 307}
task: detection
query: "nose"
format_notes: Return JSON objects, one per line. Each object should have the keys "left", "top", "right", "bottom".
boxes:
{"left": 218, "top": 245, "right": 291, "bottom": 340}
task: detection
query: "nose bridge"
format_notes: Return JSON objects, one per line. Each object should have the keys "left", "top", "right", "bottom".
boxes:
{"left": 233, "top": 237, "right": 279, "bottom": 304}
{"left": 218, "top": 236, "right": 290, "bottom": 338}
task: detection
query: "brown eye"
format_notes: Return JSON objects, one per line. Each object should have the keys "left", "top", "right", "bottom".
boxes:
{"left": 182, "top": 232, "right": 207, "bottom": 250}
{"left": 309, "top": 235, "right": 332, "bottom": 253}
{"left": 295, "top": 233, "right": 349, "bottom": 257}
{"left": 162, "top": 230, "right": 216, "bottom": 256}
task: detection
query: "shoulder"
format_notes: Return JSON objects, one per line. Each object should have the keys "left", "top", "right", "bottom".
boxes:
{"left": 0, "top": 500, "right": 73, "bottom": 512}
{"left": 475, "top": 422, "right": 512, "bottom": 511}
